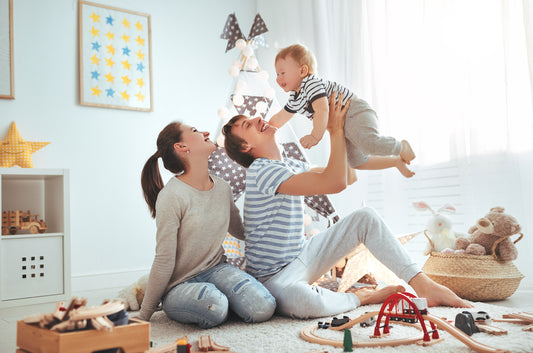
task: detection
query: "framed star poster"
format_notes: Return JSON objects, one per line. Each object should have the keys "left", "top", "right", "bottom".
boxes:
{"left": 79, "top": 1, "right": 152, "bottom": 111}
{"left": 0, "top": 0, "right": 14, "bottom": 99}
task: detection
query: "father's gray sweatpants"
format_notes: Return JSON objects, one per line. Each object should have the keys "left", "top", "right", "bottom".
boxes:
{"left": 260, "top": 207, "right": 420, "bottom": 319}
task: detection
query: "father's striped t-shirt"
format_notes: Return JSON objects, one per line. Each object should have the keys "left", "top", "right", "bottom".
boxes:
{"left": 243, "top": 157, "right": 309, "bottom": 278}
{"left": 284, "top": 74, "right": 355, "bottom": 120}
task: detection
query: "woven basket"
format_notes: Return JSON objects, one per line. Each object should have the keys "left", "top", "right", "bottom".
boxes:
{"left": 421, "top": 231, "right": 524, "bottom": 301}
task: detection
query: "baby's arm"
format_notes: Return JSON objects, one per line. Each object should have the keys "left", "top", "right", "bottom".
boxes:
{"left": 269, "top": 109, "right": 294, "bottom": 128}
{"left": 300, "top": 96, "right": 329, "bottom": 149}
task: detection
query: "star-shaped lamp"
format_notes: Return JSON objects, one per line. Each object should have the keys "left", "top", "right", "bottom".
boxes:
{"left": 0, "top": 122, "right": 50, "bottom": 168}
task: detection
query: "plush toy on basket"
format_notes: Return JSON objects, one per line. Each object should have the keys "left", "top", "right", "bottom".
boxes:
{"left": 413, "top": 201, "right": 463, "bottom": 255}
{"left": 454, "top": 207, "right": 522, "bottom": 261}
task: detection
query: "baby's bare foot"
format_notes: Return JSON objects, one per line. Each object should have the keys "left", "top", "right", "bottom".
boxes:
{"left": 400, "top": 140, "right": 416, "bottom": 165}
{"left": 395, "top": 157, "right": 415, "bottom": 178}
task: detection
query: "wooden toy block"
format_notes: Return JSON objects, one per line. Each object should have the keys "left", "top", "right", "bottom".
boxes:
{"left": 16, "top": 317, "right": 150, "bottom": 353}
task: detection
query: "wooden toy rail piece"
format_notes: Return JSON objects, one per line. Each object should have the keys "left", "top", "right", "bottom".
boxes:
{"left": 198, "top": 335, "right": 230, "bottom": 351}
{"left": 500, "top": 312, "right": 533, "bottom": 331}
{"left": 301, "top": 312, "right": 510, "bottom": 353}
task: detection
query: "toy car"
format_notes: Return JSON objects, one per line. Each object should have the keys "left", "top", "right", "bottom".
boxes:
{"left": 331, "top": 316, "right": 350, "bottom": 327}
{"left": 360, "top": 315, "right": 376, "bottom": 328}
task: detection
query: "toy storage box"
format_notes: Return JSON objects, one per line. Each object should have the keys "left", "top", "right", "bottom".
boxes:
{"left": 16, "top": 318, "right": 150, "bottom": 353}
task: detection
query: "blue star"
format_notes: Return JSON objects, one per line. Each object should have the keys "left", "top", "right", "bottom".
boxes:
{"left": 137, "top": 62, "right": 145, "bottom": 72}
{"left": 106, "top": 88, "right": 115, "bottom": 97}
{"left": 91, "top": 70, "right": 100, "bottom": 80}
{"left": 122, "top": 47, "right": 131, "bottom": 56}
{"left": 91, "top": 41, "right": 101, "bottom": 51}
{"left": 106, "top": 16, "right": 114, "bottom": 25}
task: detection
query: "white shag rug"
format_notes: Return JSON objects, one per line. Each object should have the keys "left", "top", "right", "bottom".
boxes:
{"left": 141, "top": 301, "right": 533, "bottom": 353}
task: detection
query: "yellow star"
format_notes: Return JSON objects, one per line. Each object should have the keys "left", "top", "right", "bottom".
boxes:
{"left": 91, "top": 86, "right": 102, "bottom": 96}
{"left": 0, "top": 122, "right": 50, "bottom": 168}
{"left": 121, "top": 91, "right": 130, "bottom": 101}
{"left": 122, "top": 75, "right": 131, "bottom": 85}
{"left": 135, "top": 21, "right": 143, "bottom": 31}
{"left": 89, "top": 26, "right": 99, "bottom": 37}
{"left": 105, "top": 57, "right": 115, "bottom": 68}
{"left": 104, "top": 72, "right": 115, "bottom": 83}
{"left": 135, "top": 35, "right": 145, "bottom": 46}
{"left": 105, "top": 44, "right": 115, "bottom": 55}
{"left": 121, "top": 33, "right": 130, "bottom": 43}
{"left": 136, "top": 50, "right": 145, "bottom": 60}
{"left": 90, "top": 54, "right": 101, "bottom": 65}
{"left": 89, "top": 12, "right": 100, "bottom": 22}
{"left": 136, "top": 78, "right": 145, "bottom": 88}
{"left": 105, "top": 31, "right": 115, "bottom": 40}
{"left": 122, "top": 18, "right": 130, "bottom": 28}
{"left": 135, "top": 92, "right": 145, "bottom": 102}
{"left": 121, "top": 60, "right": 131, "bottom": 70}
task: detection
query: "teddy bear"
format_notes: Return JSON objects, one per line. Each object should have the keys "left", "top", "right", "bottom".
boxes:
{"left": 454, "top": 207, "right": 521, "bottom": 261}
{"left": 116, "top": 274, "right": 149, "bottom": 311}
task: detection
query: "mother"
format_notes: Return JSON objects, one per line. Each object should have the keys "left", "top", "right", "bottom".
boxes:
{"left": 139, "top": 122, "right": 275, "bottom": 328}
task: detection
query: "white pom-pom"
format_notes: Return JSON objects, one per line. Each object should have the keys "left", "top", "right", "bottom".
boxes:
{"left": 235, "top": 80, "right": 247, "bottom": 93}
{"left": 255, "top": 101, "right": 267, "bottom": 114}
{"left": 236, "top": 39, "right": 246, "bottom": 50}
{"left": 264, "top": 87, "right": 275, "bottom": 99}
{"left": 232, "top": 94, "right": 244, "bottom": 106}
{"left": 229, "top": 65, "right": 239, "bottom": 77}
{"left": 258, "top": 71, "right": 269, "bottom": 81}
{"left": 243, "top": 46, "right": 254, "bottom": 57}
{"left": 218, "top": 106, "right": 230, "bottom": 120}
{"left": 216, "top": 134, "right": 225, "bottom": 146}
{"left": 309, "top": 228, "right": 320, "bottom": 236}
{"left": 247, "top": 57, "right": 259, "bottom": 70}
{"left": 303, "top": 213, "right": 312, "bottom": 226}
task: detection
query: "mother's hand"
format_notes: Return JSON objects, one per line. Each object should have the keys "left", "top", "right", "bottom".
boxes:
{"left": 327, "top": 92, "right": 350, "bottom": 134}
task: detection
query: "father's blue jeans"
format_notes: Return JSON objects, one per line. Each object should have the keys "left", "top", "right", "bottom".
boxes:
{"left": 162, "top": 262, "right": 275, "bottom": 328}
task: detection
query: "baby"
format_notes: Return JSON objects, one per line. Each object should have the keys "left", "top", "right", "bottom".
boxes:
{"left": 269, "top": 44, "right": 415, "bottom": 177}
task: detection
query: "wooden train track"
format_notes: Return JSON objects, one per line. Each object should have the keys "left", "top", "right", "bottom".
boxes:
{"left": 300, "top": 312, "right": 510, "bottom": 353}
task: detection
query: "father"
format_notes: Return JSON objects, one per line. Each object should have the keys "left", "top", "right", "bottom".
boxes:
{"left": 222, "top": 95, "right": 471, "bottom": 319}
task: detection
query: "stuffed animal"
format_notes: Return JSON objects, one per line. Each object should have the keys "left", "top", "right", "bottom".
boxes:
{"left": 413, "top": 201, "right": 461, "bottom": 255}
{"left": 454, "top": 207, "right": 522, "bottom": 261}
{"left": 116, "top": 274, "right": 149, "bottom": 311}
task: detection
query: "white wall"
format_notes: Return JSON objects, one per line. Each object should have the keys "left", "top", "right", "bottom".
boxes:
{"left": 1, "top": 0, "right": 256, "bottom": 289}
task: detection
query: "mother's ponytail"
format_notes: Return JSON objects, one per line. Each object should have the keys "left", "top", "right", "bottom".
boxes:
{"left": 141, "top": 122, "right": 185, "bottom": 218}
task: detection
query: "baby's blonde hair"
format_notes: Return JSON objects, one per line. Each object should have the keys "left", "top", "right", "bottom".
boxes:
{"left": 275, "top": 44, "right": 317, "bottom": 75}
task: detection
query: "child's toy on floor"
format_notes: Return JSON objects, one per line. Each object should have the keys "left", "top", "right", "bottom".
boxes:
{"left": 146, "top": 335, "right": 235, "bottom": 353}
{"left": 495, "top": 312, "right": 533, "bottom": 332}
{"left": 117, "top": 274, "right": 149, "bottom": 311}
{"left": 343, "top": 329, "right": 353, "bottom": 352}
{"left": 413, "top": 201, "right": 460, "bottom": 254}
{"left": 455, "top": 311, "right": 479, "bottom": 336}
{"left": 455, "top": 207, "right": 523, "bottom": 261}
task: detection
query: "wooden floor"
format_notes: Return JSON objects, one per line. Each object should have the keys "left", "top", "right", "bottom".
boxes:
{"left": 1, "top": 287, "right": 532, "bottom": 352}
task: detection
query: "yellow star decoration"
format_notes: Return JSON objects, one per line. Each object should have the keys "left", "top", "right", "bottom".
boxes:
{"left": 104, "top": 72, "right": 115, "bottom": 83}
{"left": 122, "top": 18, "right": 130, "bottom": 28}
{"left": 135, "top": 36, "right": 145, "bottom": 46}
{"left": 121, "top": 75, "right": 131, "bottom": 85}
{"left": 89, "top": 26, "right": 99, "bottom": 37}
{"left": 91, "top": 86, "right": 102, "bottom": 97}
{"left": 136, "top": 78, "right": 145, "bottom": 88}
{"left": 136, "top": 50, "right": 145, "bottom": 60}
{"left": 121, "top": 33, "right": 130, "bottom": 43}
{"left": 135, "top": 92, "right": 145, "bottom": 102}
{"left": 0, "top": 122, "right": 50, "bottom": 168}
{"left": 89, "top": 12, "right": 100, "bottom": 22}
{"left": 121, "top": 91, "right": 130, "bottom": 101}
{"left": 121, "top": 60, "right": 131, "bottom": 70}
{"left": 105, "top": 31, "right": 115, "bottom": 40}
{"left": 90, "top": 54, "right": 101, "bottom": 65}
{"left": 106, "top": 44, "right": 115, "bottom": 55}
{"left": 135, "top": 21, "right": 143, "bottom": 31}
{"left": 105, "top": 57, "right": 115, "bottom": 68}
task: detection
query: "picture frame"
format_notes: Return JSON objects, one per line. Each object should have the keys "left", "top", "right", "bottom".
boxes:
{"left": 0, "top": 0, "right": 14, "bottom": 99}
{"left": 79, "top": 0, "right": 152, "bottom": 111}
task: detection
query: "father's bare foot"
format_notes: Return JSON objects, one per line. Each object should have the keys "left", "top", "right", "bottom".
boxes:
{"left": 395, "top": 157, "right": 415, "bottom": 178}
{"left": 400, "top": 140, "right": 416, "bottom": 164}
{"left": 409, "top": 273, "right": 473, "bottom": 308}
{"left": 351, "top": 285, "right": 405, "bottom": 306}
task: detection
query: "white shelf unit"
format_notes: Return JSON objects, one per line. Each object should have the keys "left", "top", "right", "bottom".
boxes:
{"left": 0, "top": 168, "right": 71, "bottom": 308}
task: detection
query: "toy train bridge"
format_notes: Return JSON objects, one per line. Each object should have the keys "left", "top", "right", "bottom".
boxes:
{"left": 373, "top": 292, "right": 438, "bottom": 342}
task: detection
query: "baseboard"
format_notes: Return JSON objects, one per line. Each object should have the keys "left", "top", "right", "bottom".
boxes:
{"left": 71, "top": 269, "right": 149, "bottom": 292}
